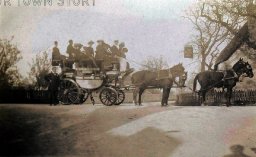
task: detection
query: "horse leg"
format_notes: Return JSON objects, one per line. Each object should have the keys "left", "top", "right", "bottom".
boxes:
{"left": 161, "top": 88, "right": 167, "bottom": 106}
{"left": 162, "top": 87, "right": 170, "bottom": 106}
{"left": 138, "top": 87, "right": 145, "bottom": 106}
{"left": 201, "top": 91, "right": 207, "bottom": 106}
{"left": 133, "top": 87, "right": 139, "bottom": 105}
{"left": 165, "top": 87, "right": 171, "bottom": 105}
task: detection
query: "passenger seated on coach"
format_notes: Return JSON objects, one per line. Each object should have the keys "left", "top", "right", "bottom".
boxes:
{"left": 52, "top": 41, "right": 61, "bottom": 65}
{"left": 52, "top": 41, "right": 66, "bottom": 67}
{"left": 84, "top": 40, "right": 95, "bottom": 58}
{"left": 110, "top": 40, "right": 120, "bottom": 63}
{"left": 81, "top": 40, "right": 96, "bottom": 68}
{"left": 103, "top": 42, "right": 115, "bottom": 70}
{"left": 73, "top": 43, "right": 83, "bottom": 67}
{"left": 65, "top": 40, "right": 76, "bottom": 69}
{"left": 66, "top": 40, "right": 76, "bottom": 60}
{"left": 95, "top": 40, "right": 109, "bottom": 70}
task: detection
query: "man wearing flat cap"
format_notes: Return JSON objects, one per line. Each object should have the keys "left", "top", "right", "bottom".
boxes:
{"left": 66, "top": 40, "right": 75, "bottom": 59}
{"left": 85, "top": 40, "right": 95, "bottom": 58}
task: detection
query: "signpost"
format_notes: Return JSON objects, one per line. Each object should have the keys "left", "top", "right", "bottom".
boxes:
{"left": 184, "top": 45, "right": 193, "bottom": 58}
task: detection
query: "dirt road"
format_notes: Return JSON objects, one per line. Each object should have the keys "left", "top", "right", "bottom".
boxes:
{"left": 0, "top": 103, "right": 256, "bottom": 157}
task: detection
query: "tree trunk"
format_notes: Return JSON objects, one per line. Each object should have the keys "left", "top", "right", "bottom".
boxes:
{"left": 201, "top": 54, "right": 206, "bottom": 72}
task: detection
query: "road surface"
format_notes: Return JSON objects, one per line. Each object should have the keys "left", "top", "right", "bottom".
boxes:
{"left": 0, "top": 103, "right": 256, "bottom": 157}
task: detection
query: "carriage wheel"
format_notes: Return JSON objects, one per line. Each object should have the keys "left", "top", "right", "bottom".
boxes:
{"left": 99, "top": 87, "right": 117, "bottom": 106}
{"left": 115, "top": 89, "right": 125, "bottom": 105}
{"left": 58, "top": 79, "right": 80, "bottom": 105}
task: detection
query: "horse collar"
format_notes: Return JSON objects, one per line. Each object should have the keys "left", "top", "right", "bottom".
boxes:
{"left": 222, "top": 69, "right": 238, "bottom": 80}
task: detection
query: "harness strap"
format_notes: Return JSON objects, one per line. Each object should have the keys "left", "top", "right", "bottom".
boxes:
{"left": 156, "top": 69, "right": 173, "bottom": 80}
{"left": 222, "top": 69, "right": 238, "bottom": 81}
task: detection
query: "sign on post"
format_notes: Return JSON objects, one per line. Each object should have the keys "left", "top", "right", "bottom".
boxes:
{"left": 184, "top": 45, "right": 193, "bottom": 58}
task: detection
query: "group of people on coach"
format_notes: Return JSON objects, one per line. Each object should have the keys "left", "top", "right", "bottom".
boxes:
{"left": 52, "top": 39, "right": 129, "bottom": 69}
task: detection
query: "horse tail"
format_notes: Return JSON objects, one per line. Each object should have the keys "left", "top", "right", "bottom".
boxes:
{"left": 193, "top": 74, "right": 199, "bottom": 92}
{"left": 213, "top": 63, "right": 219, "bottom": 71}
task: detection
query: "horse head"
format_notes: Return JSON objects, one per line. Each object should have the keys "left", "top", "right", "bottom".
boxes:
{"left": 169, "top": 63, "right": 187, "bottom": 86}
{"left": 233, "top": 58, "right": 254, "bottom": 78}
{"left": 179, "top": 71, "right": 187, "bottom": 87}
{"left": 170, "top": 63, "right": 185, "bottom": 77}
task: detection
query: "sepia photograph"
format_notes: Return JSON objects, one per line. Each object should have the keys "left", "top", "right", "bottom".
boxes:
{"left": 0, "top": 0, "right": 256, "bottom": 156}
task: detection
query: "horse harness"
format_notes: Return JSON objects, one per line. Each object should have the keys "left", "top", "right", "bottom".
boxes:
{"left": 222, "top": 69, "right": 238, "bottom": 81}
{"left": 156, "top": 69, "right": 173, "bottom": 80}
{"left": 155, "top": 69, "right": 184, "bottom": 87}
{"left": 198, "top": 69, "right": 239, "bottom": 92}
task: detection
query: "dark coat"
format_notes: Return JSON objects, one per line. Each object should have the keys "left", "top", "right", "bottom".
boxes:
{"left": 74, "top": 49, "right": 82, "bottom": 61}
{"left": 85, "top": 47, "right": 94, "bottom": 57}
{"left": 111, "top": 45, "right": 119, "bottom": 57}
{"left": 95, "top": 45, "right": 106, "bottom": 60}
{"left": 45, "top": 72, "right": 60, "bottom": 91}
{"left": 66, "top": 44, "right": 75, "bottom": 59}
{"left": 52, "top": 47, "right": 61, "bottom": 60}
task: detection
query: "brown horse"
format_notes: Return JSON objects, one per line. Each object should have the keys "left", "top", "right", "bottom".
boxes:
{"left": 131, "top": 63, "right": 186, "bottom": 106}
{"left": 193, "top": 58, "right": 254, "bottom": 106}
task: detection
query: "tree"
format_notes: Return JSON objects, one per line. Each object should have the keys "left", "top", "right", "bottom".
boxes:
{"left": 197, "top": 0, "right": 253, "bottom": 34}
{"left": 0, "top": 37, "right": 22, "bottom": 89}
{"left": 28, "top": 51, "right": 52, "bottom": 90}
{"left": 186, "top": 0, "right": 253, "bottom": 71}
{"left": 141, "top": 55, "right": 168, "bottom": 71}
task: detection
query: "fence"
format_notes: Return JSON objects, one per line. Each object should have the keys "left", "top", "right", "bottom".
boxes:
{"left": 0, "top": 89, "right": 49, "bottom": 104}
{"left": 0, "top": 89, "right": 174, "bottom": 104}
{"left": 2, "top": 88, "right": 256, "bottom": 105}
{"left": 176, "top": 89, "right": 256, "bottom": 106}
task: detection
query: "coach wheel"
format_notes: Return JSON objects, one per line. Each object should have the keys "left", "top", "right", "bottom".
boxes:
{"left": 99, "top": 87, "right": 117, "bottom": 106}
{"left": 115, "top": 89, "right": 125, "bottom": 105}
{"left": 58, "top": 79, "right": 80, "bottom": 105}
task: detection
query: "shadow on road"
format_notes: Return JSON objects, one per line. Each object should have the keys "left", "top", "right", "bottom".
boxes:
{"left": 0, "top": 105, "right": 181, "bottom": 157}
{"left": 223, "top": 145, "right": 251, "bottom": 157}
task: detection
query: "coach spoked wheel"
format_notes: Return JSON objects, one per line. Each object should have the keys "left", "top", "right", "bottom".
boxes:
{"left": 99, "top": 87, "right": 117, "bottom": 106}
{"left": 58, "top": 79, "right": 80, "bottom": 105}
{"left": 115, "top": 89, "right": 125, "bottom": 105}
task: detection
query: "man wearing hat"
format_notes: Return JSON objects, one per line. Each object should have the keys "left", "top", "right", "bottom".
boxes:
{"left": 85, "top": 40, "right": 95, "bottom": 57}
{"left": 81, "top": 40, "right": 95, "bottom": 67}
{"left": 73, "top": 43, "right": 83, "bottom": 62}
{"left": 95, "top": 40, "right": 106, "bottom": 60}
{"left": 52, "top": 41, "right": 61, "bottom": 60}
{"left": 52, "top": 41, "right": 61, "bottom": 66}
{"left": 66, "top": 40, "right": 75, "bottom": 59}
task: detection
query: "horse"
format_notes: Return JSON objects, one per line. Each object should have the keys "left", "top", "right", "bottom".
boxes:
{"left": 131, "top": 63, "right": 186, "bottom": 106}
{"left": 193, "top": 58, "right": 254, "bottom": 106}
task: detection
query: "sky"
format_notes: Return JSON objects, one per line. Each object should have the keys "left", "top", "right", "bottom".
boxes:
{"left": 0, "top": 0, "right": 198, "bottom": 76}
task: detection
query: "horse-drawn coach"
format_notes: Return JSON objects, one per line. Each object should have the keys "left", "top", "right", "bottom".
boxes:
{"left": 52, "top": 57, "right": 127, "bottom": 106}
{"left": 51, "top": 54, "right": 188, "bottom": 106}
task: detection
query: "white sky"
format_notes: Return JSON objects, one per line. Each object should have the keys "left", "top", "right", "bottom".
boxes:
{"left": 0, "top": 0, "right": 199, "bottom": 76}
